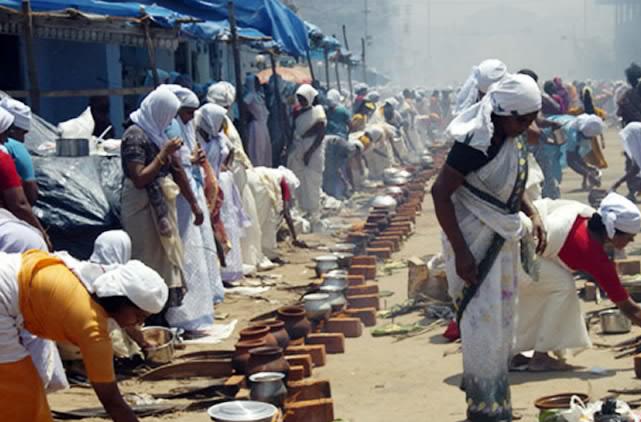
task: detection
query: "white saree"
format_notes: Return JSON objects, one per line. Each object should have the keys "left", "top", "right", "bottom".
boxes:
{"left": 443, "top": 137, "right": 527, "bottom": 422}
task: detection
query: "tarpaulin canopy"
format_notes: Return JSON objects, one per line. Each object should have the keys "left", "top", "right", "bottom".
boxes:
{"left": 108, "top": 0, "right": 309, "bottom": 56}
{"left": 0, "top": 0, "right": 272, "bottom": 42}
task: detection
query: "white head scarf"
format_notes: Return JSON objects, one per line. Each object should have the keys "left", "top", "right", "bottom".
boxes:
{"left": 327, "top": 89, "right": 342, "bottom": 108}
{"left": 446, "top": 73, "right": 541, "bottom": 154}
{"left": 384, "top": 98, "right": 399, "bottom": 109}
{"left": 355, "top": 83, "right": 369, "bottom": 96}
{"left": 207, "top": 82, "right": 236, "bottom": 108}
{"left": 366, "top": 91, "right": 380, "bottom": 103}
{"left": 90, "top": 230, "right": 132, "bottom": 265}
{"left": 296, "top": 84, "right": 319, "bottom": 107}
{"left": 573, "top": 114, "right": 604, "bottom": 138}
{"left": 621, "top": 122, "right": 641, "bottom": 174}
{"left": 130, "top": 86, "right": 180, "bottom": 149}
{"left": 0, "top": 107, "right": 15, "bottom": 134}
{"left": 55, "top": 252, "right": 168, "bottom": 314}
{"left": 278, "top": 165, "right": 300, "bottom": 191}
{"left": 195, "top": 103, "right": 227, "bottom": 139}
{"left": 1, "top": 98, "right": 31, "bottom": 131}
{"left": 455, "top": 59, "right": 508, "bottom": 114}
{"left": 598, "top": 192, "right": 641, "bottom": 238}
{"left": 164, "top": 84, "right": 199, "bottom": 109}
{"left": 366, "top": 125, "right": 385, "bottom": 144}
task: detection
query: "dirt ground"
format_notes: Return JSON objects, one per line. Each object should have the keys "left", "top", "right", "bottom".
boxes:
{"left": 49, "top": 127, "right": 641, "bottom": 421}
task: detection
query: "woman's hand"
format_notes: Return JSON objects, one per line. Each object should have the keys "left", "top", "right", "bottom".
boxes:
{"left": 191, "top": 203, "right": 204, "bottom": 226}
{"left": 530, "top": 213, "right": 547, "bottom": 254}
{"left": 161, "top": 138, "right": 183, "bottom": 160}
{"left": 191, "top": 146, "right": 206, "bottom": 166}
{"left": 455, "top": 247, "right": 478, "bottom": 286}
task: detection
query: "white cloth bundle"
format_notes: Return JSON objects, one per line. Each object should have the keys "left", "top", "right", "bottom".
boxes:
{"left": 573, "top": 113, "right": 604, "bottom": 138}
{"left": 455, "top": 59, "right": 507, "bottom": 114}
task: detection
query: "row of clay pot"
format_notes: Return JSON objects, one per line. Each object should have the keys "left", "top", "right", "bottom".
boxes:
{"left": 233, "top": 307, "right": 312, "bottom": 376}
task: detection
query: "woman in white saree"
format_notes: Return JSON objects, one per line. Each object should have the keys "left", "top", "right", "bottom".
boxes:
{"left": 432, "top": 73, "right": 544, "bottom": 422}
{"left": 287, "top": 84, "right": 327, "bottom": 228}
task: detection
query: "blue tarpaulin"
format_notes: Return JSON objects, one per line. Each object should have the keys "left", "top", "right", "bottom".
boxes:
{"left": 0, "top": 0, "right": 281, "bottom": 44}
{"left": 107, "top": 0, "right": 309, "bottom": 56}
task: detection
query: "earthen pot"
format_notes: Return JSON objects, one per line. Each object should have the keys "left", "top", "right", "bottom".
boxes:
{"left": 262, "top": 319, "right": 290, "bottom": 349}
{"left": 232, "top": 339, "right": 266, "bottom": 374}
{"left": 246, "top": 346, "right": 290, "bottom": 376}
{"left": 239, "top": 325, "right": 278, "bottom": 347}
{"left": 276, "top": 306, "right": 311, "bottom": 341}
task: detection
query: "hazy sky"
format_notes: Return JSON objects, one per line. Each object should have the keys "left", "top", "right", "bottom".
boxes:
{"left": 297, "top": 0, "right": 619, "bottom": 87}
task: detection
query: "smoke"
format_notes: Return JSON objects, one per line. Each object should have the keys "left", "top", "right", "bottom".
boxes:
{"left": 295, "top": 0, "right": 618, "bottom": 87}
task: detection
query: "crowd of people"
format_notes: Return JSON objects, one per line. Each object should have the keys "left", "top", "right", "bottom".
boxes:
{"left": 433, "top": 59, "right": 641, "bottom": 421}
{"left": 0, "top": 65, "right": 444, "bottom": 421}
{"left": 3, "top": 55, "right": 641, "bottom": 421}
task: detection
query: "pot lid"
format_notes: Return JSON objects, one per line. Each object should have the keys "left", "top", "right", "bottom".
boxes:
{"left": 208, "top": 401, "right": 277, "bottom": 421}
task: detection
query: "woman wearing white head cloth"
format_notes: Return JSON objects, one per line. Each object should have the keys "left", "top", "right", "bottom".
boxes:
{"left": 162, "top": 88, "right": 224, "bottom": 332}
{"left": 611, "top": 122, "right": 641, "bottom": 201}
{"left": 0, "top": 249, "right": 167, "bottom": 422}
{"left": 208, "top": 84, "right": 268, "bottom": 272}
{"left": 432, "top": 73, "right": 543, "bottom": 421}
{"left": 121, "top": 86, "right": 203, "bottom": 324}
{"left": 195, "top": 104, "right": 249, "bottom": 285}
{"left": 455, "top": 58, "right": 508, "bottom": 115}
{"left": 287, "top": 84, "right": 327, "bottom": 229}
{"left": 514, "top": 193, "right": 641, "bottom": 372}
{"left": 0, "top": 97, "right": 38, "bottom": 205}
{"left": 247, "top": 165, "right": 304, "bottom": 262}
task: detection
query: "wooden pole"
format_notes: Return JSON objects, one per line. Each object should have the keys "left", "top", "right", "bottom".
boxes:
{"left": 21, "top": 0, "right": 40, "bottom": 113}
{"left": 228, "top": 1, "right": 247, "bottom": 146}
{"left": 305, "top": 49, "right": 316, "bottom": 82}
{"left": 143, "top": 18, "right": 160, "bottom": 87}
{"left": 323, "top": 47, "right": 331, "bottom": 90}
{"left": 342, "top": 25, "right": 353, "bottom": 99}
{"left": 361, "top": 37, "right": 367, "bottom": 84}
{"left": 334, "top": 60, "right": 342, "bottom": 92}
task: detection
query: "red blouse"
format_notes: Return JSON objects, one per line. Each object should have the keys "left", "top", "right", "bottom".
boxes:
{"left": 0, "top": 151, "right": 22, "bottom": 192}
{"left": 558, "top": 217, "right": 629, "bottom": 303}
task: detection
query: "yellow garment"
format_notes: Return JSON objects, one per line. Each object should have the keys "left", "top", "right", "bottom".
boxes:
{"left": 584, "top": 137, "right": 608, "bottom": 169}
{"left": 0, "top": 356, "right": 52, "bottom": 422}
{"left": 18, "top": 250, "right": 115, "bottom": 383}
{"left": 351, "top": 113, "right": 367, "bottom": 132}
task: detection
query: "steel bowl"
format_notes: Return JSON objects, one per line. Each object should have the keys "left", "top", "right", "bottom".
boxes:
{"left": 313, "top": 255, "right": 339, "bottom": 278}
{"left": 141, "top": 326, "right": 176, "bottom": 364}
{"left": 56, "top": 138, "right": 89, "bottom": 157}
{"left": 600, "top": 310, "right": 632, "bottom": 334}
{"left": 248, "top": 372, "right": 287, "bottom": 408}
{"left": 329, "top": 243, "right": 356, "bottom": 254}
{"left": 319, "top": 285, "right": 347, "bottom": 313}
{"left": 208, "top": 400, "right": 277, "bottom": 422}
{"left": 322, "top": 274, "right": 349, "bottom": 290}
{"left": 371, "top": 195, "right": 397, "bottom": 210}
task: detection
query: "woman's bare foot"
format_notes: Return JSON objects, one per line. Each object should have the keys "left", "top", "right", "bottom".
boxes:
{"left": 528, "top": 352, "right": 576, "bottom": 372}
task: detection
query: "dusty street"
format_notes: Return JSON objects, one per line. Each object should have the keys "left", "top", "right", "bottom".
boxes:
{"left": 49, "top": 127, "right": 641, "bottom": 421}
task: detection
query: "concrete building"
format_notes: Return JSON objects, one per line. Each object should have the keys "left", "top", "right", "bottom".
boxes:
{"left": 598, "top": 0, "right": 641, "bottom": 72}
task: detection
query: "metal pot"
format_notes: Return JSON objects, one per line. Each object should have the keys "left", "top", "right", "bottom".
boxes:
{"left": 302, "top": 293, "right": 332, "bottom": 322}
{"left": 248, "top": 372, "right": 287, "bottom": 408}
{"left": 141, "top": 326, "right": 176, "bottom": 364}
{"left": 313, "top": 255, "right": 339, "bottom": 278}
{"left": 322, "top": 273, "right": 349, "bottom": 290}
{"left": 56, "top": 138, "right": 89, "bottom": 157}
{"left": 208, "top": 401, "right": 277, "bottom": 422}
{"left": 330, "top": 243, "right": 356, "bottom": 254}
{"left": 319, "top": 285, "right": 347, "bottom": 313}
{"left": 371, "top": 195, "right": 397, "bottom": 210}
{"left": 332, "top": 252, "right": 353, "bottom": 269}
{"left": 600, "top": 310, "right": 632, "bottom": 334}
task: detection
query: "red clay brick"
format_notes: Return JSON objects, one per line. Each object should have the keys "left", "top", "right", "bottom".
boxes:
{"left": 305, "top": 333, "right": 345, "bottom": 354}
{"left": 324, "top": 317, "right": 363, "bottom": 338}
{"left": 285, "top": 345, "right": 326, "bottom": 367}
{"left": 344, "top": 307, "right": 377, "bottom": 327}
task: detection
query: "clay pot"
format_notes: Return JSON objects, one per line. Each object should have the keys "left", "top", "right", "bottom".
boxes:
{"left": 276, "top": 306, "right": 311, "bottom": 341}
{"left": 233, "top": 339, "right": 266, "bottom": 374}
{"left": 239, "top": 325, "right": 278, "bottom": 347}
{"left": 246, "top": 346, "right": 290, "bottom": 376}
{"left": 262, "top": 319, "right": 290, "bottom": 349}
